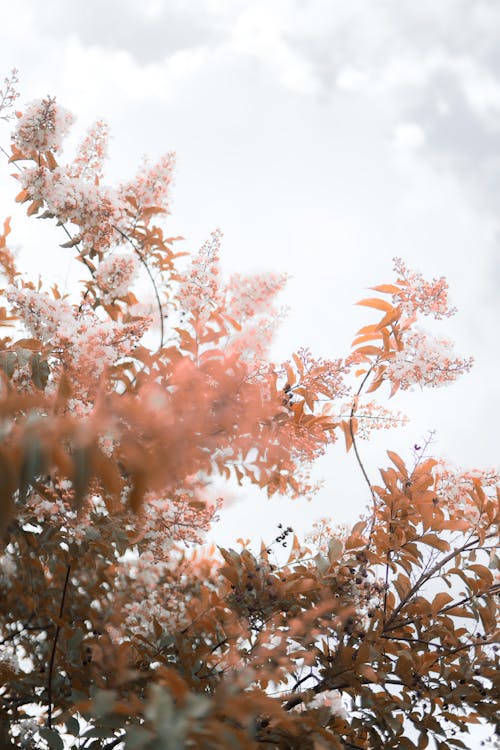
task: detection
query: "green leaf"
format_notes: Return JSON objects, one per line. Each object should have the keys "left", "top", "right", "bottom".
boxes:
{"left": 39, "top": 727, "right": 64, "bottom": 750}
{"left": 72, "top": 445, "right": 91, "bottom": 508}
{"left": 19, "top": 435, "right": 46, "bottom": 503}
{"left": 31, "top": 353, "right": 50, "bottom": 389}
{"left": 125, "top": 726, "right": 155, "bottom": 749}
{"left": 92, "top": 689, "right": 117, "bottom": 717}
{"left": 328, "top": 537, "right": 343, "bottom": 563}
{"left": 65, "top": 717, "right": 80, "bottom": 736}
{"left": 314, "top": 553, "right": 329, "bottom": 574}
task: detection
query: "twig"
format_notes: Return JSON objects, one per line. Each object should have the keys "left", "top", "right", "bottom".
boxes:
{"left": 47, "top": 563, "right": 71, "bottom": 728}
{"left": 0, "top": 623, "right": 51, "bottom": 645}
{"left": 112, "top": 224, "right": 165, "bottom": 350}
{"left": 348, "top": 367, "right": 377, "bottom": 520}
{"left": 383, "top": 533, "right": 497, "bottom": 631}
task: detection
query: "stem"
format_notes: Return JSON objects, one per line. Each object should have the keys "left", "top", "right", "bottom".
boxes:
{"left": 383, "top": 533, "right": 496, "bottom": 631}
{"left": 47, "top": 563, "right": 71, "bottom": 728}
{"left": 349, "top": 367, "right": 377, "bottom": 507}
{"left": 383, "top": 498, "right": 395, "bottom": 620}
{"left": 112, "top": 224, "right": 165, "bottom": 350}
{"left": 0, "top": 144, "right": 15, "bottom": 162}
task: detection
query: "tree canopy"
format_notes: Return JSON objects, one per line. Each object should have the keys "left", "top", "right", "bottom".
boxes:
{"left": 0, "top": 70, "right": 498, "bottom": 750}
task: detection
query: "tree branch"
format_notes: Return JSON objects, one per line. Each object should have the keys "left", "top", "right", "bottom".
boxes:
{"left": 349, "top": 367, "right": 377, "bottom": 515}
{"left": 383, "top": 534, "right": 493, "bottom": 630}
{"left": 112, "top": 224, "right": 165, "bottom": 350}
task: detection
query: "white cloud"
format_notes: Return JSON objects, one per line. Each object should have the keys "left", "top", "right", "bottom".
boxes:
{"left": 394, "top": 121, "right": 426, "bottom": 151}
{"left": 0, "top": 0, "right": 498, "bottom": 529}
{"left": 230, "top": 4, "right": 321, "bottom": 95}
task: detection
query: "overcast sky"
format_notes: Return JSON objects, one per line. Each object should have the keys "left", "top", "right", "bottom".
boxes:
{"left": 0, "top": 1, "right": 499, "bottom": 555}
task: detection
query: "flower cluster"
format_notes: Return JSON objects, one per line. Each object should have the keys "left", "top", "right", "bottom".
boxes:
{"left": 384, "top": 328, "right": 473, "bottom": 390}
{"left": 227, "top": 314, "right": 282, "bottom": 365}
{"left": 67, "top": 119, "right": 110, "bottom": 183}
{"left": 226, "top": 271, "right": 288, "bottom": 320}
{"left": 13, "top": 97, "right": 74, "bottom": 153}
{"left": 433, "top": 461, "right": 500, "bottom": 515}
{"left": 294, "top": 347, "right": 350, "bottom": 401}
{"left": 305, "top": 689, "right": 347, "bottom": 719}
{"left": 20, "top": 166, "right": 122, "bottom": 254}
{"left": 7, "top": 286, "right": 151, "bottom": 396}
{"left": 0, "top": 68, "right": 19, "bottom": 121}
{"left": 95, "top": 252, "right": 139, "bottom": 304}
{"left": 392, "top": 257, "right": 456, "bottom": 321}
{"left": 60, "top": 316, "right": 151, "bottom": 387}
{"left": 6, "top": 286, "right": 75, "bottom": 342}
{"left": 119, "top": 152, "right": 176, "bottom": 218}
{"left": 136, "top": 491, "right": 221, "bottom": 559}
{"left": 304, "top": 518, "right": 351, "bottom": 555}
{"left": 119, "top": 564, "right": 187, "bottom": 636}
{"left": 12, "top": 102, "right": 178, "bottom": 253}
{"left": 177, "top": 230, "right": 222, "bottom": 321}
{"left": 346, "top": 400, "right": 408, "bottom": 439}
{"left": 0, "top": 642, "right": 20, "bottom": 672}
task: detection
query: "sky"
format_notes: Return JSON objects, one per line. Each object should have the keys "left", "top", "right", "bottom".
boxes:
{"left": 0, "top": 0, "right": 499, "bottom": 553}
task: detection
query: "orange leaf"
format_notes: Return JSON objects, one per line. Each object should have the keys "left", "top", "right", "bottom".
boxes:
{"left": 431, "top": 592, "right": 453, "bottom": 613}
{"left": 419, "top": 534, "right": 450, "bottom": 553}
{"left": 387, "top": 450, "right": 408, "bottom": 476}
{"left": 359, "top": 664, "right": 379, "bottom": 683}
{"left": 340, "top": 420, "right": 353, "bottom": 452}
{"left": 370, "top": 284, "right": 401, "bottom": 294}
{"left": 357, "top": 297, "right": 394, "bottom": 312}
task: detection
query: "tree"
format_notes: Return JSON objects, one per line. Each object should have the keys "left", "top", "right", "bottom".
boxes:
{"left": 0, "top": 71, "right": 498, "bottom": 750}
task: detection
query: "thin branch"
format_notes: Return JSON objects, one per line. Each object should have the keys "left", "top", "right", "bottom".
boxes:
{"left": 291, "top": 670, "right": 319, "bottom": 692}
{"left": 112, "top": 223, "right": 165, "bottom": 350}
{"left": 0, "top": 143, "right": 16, "bottom": 162}
{"left": 384, "top": 533, "right": 496, "bottom": 630}
{"left": 349, "top": 366, "right": 377, "bottom": 514}
{"left": 440, "top": 583, "right": 500, "bottom": 615}
{"left": 283, "top": 674, "right": 409, "bottom": 711}
{"left": 47, "top": 563, "right": 71, "bottom": 728}
{"left": 0, "top": 623, "right": 51, "bottom": 646}
{"left": 0, "top": 612, "right": 35, "bottom": 644}
{"left": 58, "top": 222, "right": 96, "bottom": 284}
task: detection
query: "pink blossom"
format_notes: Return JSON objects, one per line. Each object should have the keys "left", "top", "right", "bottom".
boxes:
{"left": 20, "top": 166, "right": 123, "bottom": 254}
{"left": 7, "top": 287, "right": 76, "bottom": 342}
{"left": 67, "top": 120, "right": 110, "bottom": 183}
{"left": 95, "top": 253, "right": 139, "bottom": 303}
{"left": 433, "top": 461, "right": 500, "bottom": 515}
{"left": 226, "top": 271, "right": 288, "bottom": 320}
{"left": 305, "top": 689, "right": 347, "bottom": 718}
{"left": 0, "top": 69, "right": 19, "bottom": 122}
{"left": 177, "top": 230, "right": 222, "bottom": 321}
{"left": 13, "top": 97, "right": 74, "bottom": 154}
{"left": 392, "top": 257, "right": 457, "bottom": 320}
{"left": 119, "top": 152, "right": 176, "bottom": 219}
{"left": 340, "top": 400, "right": 408, "bottom": 439}
{"left": 227, "top": 315, "right": 281, "bottom": 365}
{"left": 7, "top": 287, "right": 151, "bottom": 396}
{"left": 384, "top": 327, "right": 473, "bottom": 390}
